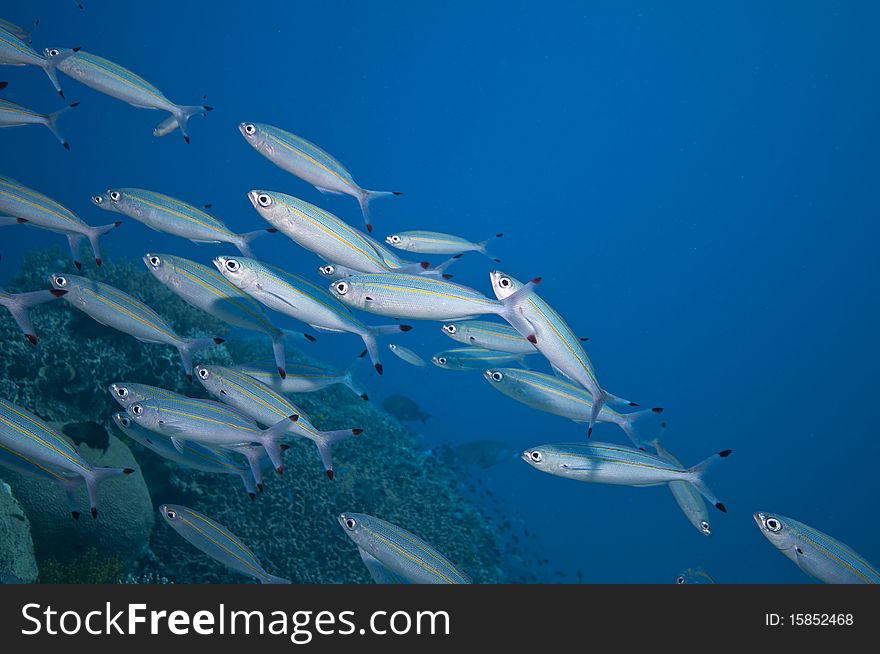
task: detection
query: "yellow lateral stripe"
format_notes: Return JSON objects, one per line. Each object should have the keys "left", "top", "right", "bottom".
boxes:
{"left": 81, "top": 287, "right": 177, "bottom": 341}
{"left": 367, "top": 528, "right": 457, "bottom": 583}
{"left": 133, "top": 195, "right": 230, "bottom": 236}
{"left": 267, "top": 133, "right": 354, "bottom": 188}
{"left": 0, "top": 189, "right": 81, "bottom": 228}
{"left": 175, "top": 267, "right": 272, "bottom": 329}
{"left": 0, "top": 441, "right": 70, "bottom": 480}
{"left": 179, "top": 515, "right": 264, "bottom": 576}
{"left": 0, "top": 415, "right": 87, "bottom": 471}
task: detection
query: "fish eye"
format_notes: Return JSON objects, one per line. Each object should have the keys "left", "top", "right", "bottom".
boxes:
{"left": 131, "top": 404, "right": 144, "bottom": 416}
{"left": 53, "top": 276, "right": 67, "bottom": 287}
{"left": 676, "top": 576, "right": 686, "bottom": 584}
{"left": 700, "top": 521, "right": 711, "bottom": 535}
{"left": 47, "top": 48, "right": 60, "bottom": 57}
{"left": 119, "top": 416, "right": 130, "bottom": 427}
{"left": 491, "top": 371, "right": 504, "bottom": 382}
{"left": 197, "top": 368, "right": 209, "bottom": 380}
{"left": 320, "top": 265, "right": 334, "bottom": 275}
{"left": 389, "top": 344, "right": 397, "bottom": 350}
{"left": 165, "top": 509, "right": 177, "bottom": 520}
{"left": 529, "top": 450, "right": 543, "bottom": 463}
{"left": 442, "top": 324, "right": 456, "bottom": 334}
{"left": 335, "top": 282, "right": 348, "bottom": 295}
{"left": 148, "top": 256, "right": 161, "bottom": 267}
{"left": 224, "top": 259, "right": 240, "bottom": 272}
{"left": 244, "top": 123, "right": 256, "bottom": 136}
{"left": 116, "top": 387, "right": 128, "bottom": 398}
{"left": 498, "top": 276, "right": 512, "bottom": 289}
{"left": 389, "top": 235, "right": 401, "bottom": 244}
{"left": 766, "top": 518, "right": 782, "bottom": 532}
{"left": 344, "top": 518, "right": 357, "bottom": 530}
{"left": 257, "top": 193, "right": 272, "bottom": 207}
{"left": 109, "top": 191, "right": 120, "bottom": 202}
{"left": 437, "top": 357, "right": 447, "bottom": 365}
{"left": 92, "top": 195, "right": 103, "bottom": 204}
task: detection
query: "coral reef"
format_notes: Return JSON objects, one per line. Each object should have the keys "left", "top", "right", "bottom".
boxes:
{"left": 0, "top": 249, "right": 526, "bottom": 584}
{"left": 0, "top": 482, "right": 38, "bottom": 583}
{"left": 38, "top": 548, "right": 124, "bottom": 584}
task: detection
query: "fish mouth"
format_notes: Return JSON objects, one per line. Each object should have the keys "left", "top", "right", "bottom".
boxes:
{"left": 519, "top": 451, "right": 531, "bottom": 463}
{"left": 753, "top": 512, "right": 768, "bottom": 530}
{"left": 336, "top": 514, "right": 349, "bottom": 529}
{"left": 246, "top": 190, "right": 261, "bottom": 209}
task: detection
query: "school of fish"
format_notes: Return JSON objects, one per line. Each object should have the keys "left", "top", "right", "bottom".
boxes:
{"left": 0, "top": 11, "right": 875, "bottom": 586}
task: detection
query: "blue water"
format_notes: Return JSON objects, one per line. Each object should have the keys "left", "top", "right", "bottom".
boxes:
{"left": 2, "top": 0, "right": 879, "bottom": 583}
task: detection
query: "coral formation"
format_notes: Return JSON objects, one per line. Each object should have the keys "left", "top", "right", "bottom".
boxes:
{"left": 0, "top": 482, "right": 38, "bottom": 584}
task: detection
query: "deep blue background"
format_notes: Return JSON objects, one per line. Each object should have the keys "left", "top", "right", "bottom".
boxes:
{"left": 2, "top": 1, "right": 878, "bottom": 583}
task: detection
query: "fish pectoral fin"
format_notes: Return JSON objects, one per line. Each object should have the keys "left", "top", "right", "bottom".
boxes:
{"left": 170, "top": 437, "right": 187, "bottom": 453}
{"left": 358, "top": 548, "right": 409, "bottom": 584}
{"left": 190, "top": 239, "right": 222, "bottom": 245}
{"left": 314, "top": 186, "right": 343, "bottom": 196}
{"left": 310, "top": 325, "right": 346, "bottom": 334}
{"left": 262, "top": 289, "right": 301, "bottom": 311}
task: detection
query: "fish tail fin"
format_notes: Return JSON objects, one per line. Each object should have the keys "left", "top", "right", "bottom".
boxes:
{"left": 478, "top": 233, "right": 504, "bottom": 263}
{"left": 260, "top": 414, "right": 299, "bottom": 474}
{"left": 233, "top": 227, "right": 277, "bottom": 257}
{"left": 686, "top": 449, "right": 733, "bottom": 513}
{"left": 618, "top": 407, "right": 664, "bottom": 448}
{"left": 342, "top": 350, "right": 370, "bottom": 400}
{"left": 431, "top": 253, "right": 463, "bottom": 275}
{"left": 177, "top": 336, "right": 224, "bottom": 382}
{"left": 0, "top": 289, "right": 65, "bottom": 345}
{"left": 43, "top": 102, "right": 78, "bottom": 150}
{"left": 357, "top": 189, "right": 403, "bottom": 233}
{"left": 268, "top": 330, "right": 287, "bottom": 378}
{"left": 316, "top": 428, "right": 362, "bottom": 479}
{"left": 259, "top": 574, "right": 292, "bottom": 585}
{"left": 83, "top": 466, "right": 134, "bottom": 519}
{"left": 236, "top": 467, "right": 258, "bottom": 499}
{"left": 57, "top": 477, "right": 82, "bottom": 520}
{"left": 84, "top": 220, "right": 122, "bottom": 266}
{"left": 236, "top": 447, "right": 265, "bottom": 494}
{"left": 169, "top": 103, "right": 213, "bottom": 144}
{"left": 364, "top": 324, "right": 413, "bottom": 374}
{"left": 497, "top": 277, "right": 542, "bottom": 342}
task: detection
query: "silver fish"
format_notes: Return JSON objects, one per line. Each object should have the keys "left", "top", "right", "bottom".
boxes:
{"left": 246, "top": 190, "right": 430, "bottom": 274}
{"left": 0, "top": 397, "right": 133, "bottom": 518}
{"left": 521, "top": 442, "right": 731, "bottom": 513}
{"left": 143, "top": 253, "right": 289, "bottom": 377}
{"left": 239, "top": 122, "right": 401, "bottom": 232}
{"left": 107, "top": 381, "right": 184, "bottom": 408}
{"left": 234, "top": 351, "right": 369, "bottom": 400}
{"left": 213, "top": 255, "right": 411, "bottom": 374}
{"left": 44, "top": 47, "right": 212, "bottom": 142}
{"left": 48, "top": 273, "right": 224, "bottom": 381}
{"left": 0, "top": 442, "right": 85, "bottom": 518}
{"left": 195, "top": 364, "right": 361, "bottom": 479}
{"left": 490, "top": 271, "right": 635, "bottom": 435}
{"left": 328, "top": 272, "right": 540, "bottom": 325}
{"left": 125, "top": 396, "right": 295, "bottom": 474}
{"left": 754, "top": 512, "right": 879, "bottom": 584}
{"left": 386, "top": 230, "right": 502, "bottom": 261}
{"left": 318, "top": 255, "right": 460, "bottom": 282}
{"left": 0, "top": 286, "right": 66, "bottom": 345}
{"left": 0, "top": 174, "right": 121, "bottom": 269}
{"left": 112, "top": 412, "right": 262, "bottom": 498}
{"left": 388, "top": 343, "right": 426, "bottom": 367}
{"left": 440, "top": 319, "right": 537, "bottom": 354}
{"left": 431, "top": 347, "right": 533, "bottom": 371}
{"left": 0, "top": 98, "right": 78, "bottom": 149}
{"left": 92, "top": 189, "right": 274, "bottom": 256}
{"left": 0, "top": 18, "right": 34, "bottom": 44}
{"left": 0, "top": 28, "right": 72, "bottom": 97}
{"left": 160, "top": 504, "right": 289, "bottom": 584}
{"left": 338, "top": 513, "right": 470, "bottom": 584}
{"left": 676, "top": 569, "right": 715, "bottom": 584}
{"left": 650, "top": 433, "right": 712, "bottom": 537}
{"left": 482, "top": 368, "right": 662, "bottom": 447}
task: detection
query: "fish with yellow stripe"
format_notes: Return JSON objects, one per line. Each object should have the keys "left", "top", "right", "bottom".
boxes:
{"left": 0, "top": 397, "right": 133, "bottom": 519}
{"left": 112, "top": 412, "right": 265, "bottom": 498}
{"left": 247, "top": 190, "right": 442, "bottom": 276}
{"left": 195, "top": 364, "right": 362, "bottom": 479}
{"left": 431, "top": 346, "right": 535, "bottom": 371}
{"left": 143, "top": 253, "right": 292, "bottom": 378}
{"left": 0, "top": 18, "right": 35, "bottom": 44}
{"left": 0, "top": 283, "right": 66, "bottom": 346}
{"left": 125, "top": 395, "right": 296, "bottom": 475}
{"left": 482, "top": 368, "right": 662, "bottom": 448}
{"left": 48, "top": 273, "right": 224, "bottom": 382}
{"left": 441, "top": 319, "right": 538, "bottom": 354}
{"left": 490, "top": 271, "right": 637, "bottom": 436}
{"left": 214, "top": 255, "right": 412, "bottom": 375}
{"left": 386, "top": 230, "right": 503, "bottom": 262}
{"left": 521, "top": 442, "right": 731, "bottom": 513}
{"left": 0, "top": 175, "right": 121, "bottom": 269}
{"left": 338, "top": 512, "right": 470, "bottom": 584}
{"left": 240, "top": 122, "right": 401, "bottom": 232}
{"left": 754, "top": 512, "right": 879, "bottom": 584}
{"left": 92, "top": 189, "right": 275, "bottom": 256}
{"left": 43, "top": 47, "right": 212, "bottom": 142}
{"left": 0, "top": 98, "right": 78, "bottom": 149}
{"left": 0, "top": 27, "right": 73, "bottom": 97}
{"left": 233, "top": 351, "right": 369, "bottom": 400}
{"left": 0, "top": 437, "right": 87, "bottom": 519}
{"left": 161, "top": 504, "right": 290, "bottom": 584}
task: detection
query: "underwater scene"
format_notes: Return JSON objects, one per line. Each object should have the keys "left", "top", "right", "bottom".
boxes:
{"left": 1, "top": 2, "right": 878, "bottom": 585}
